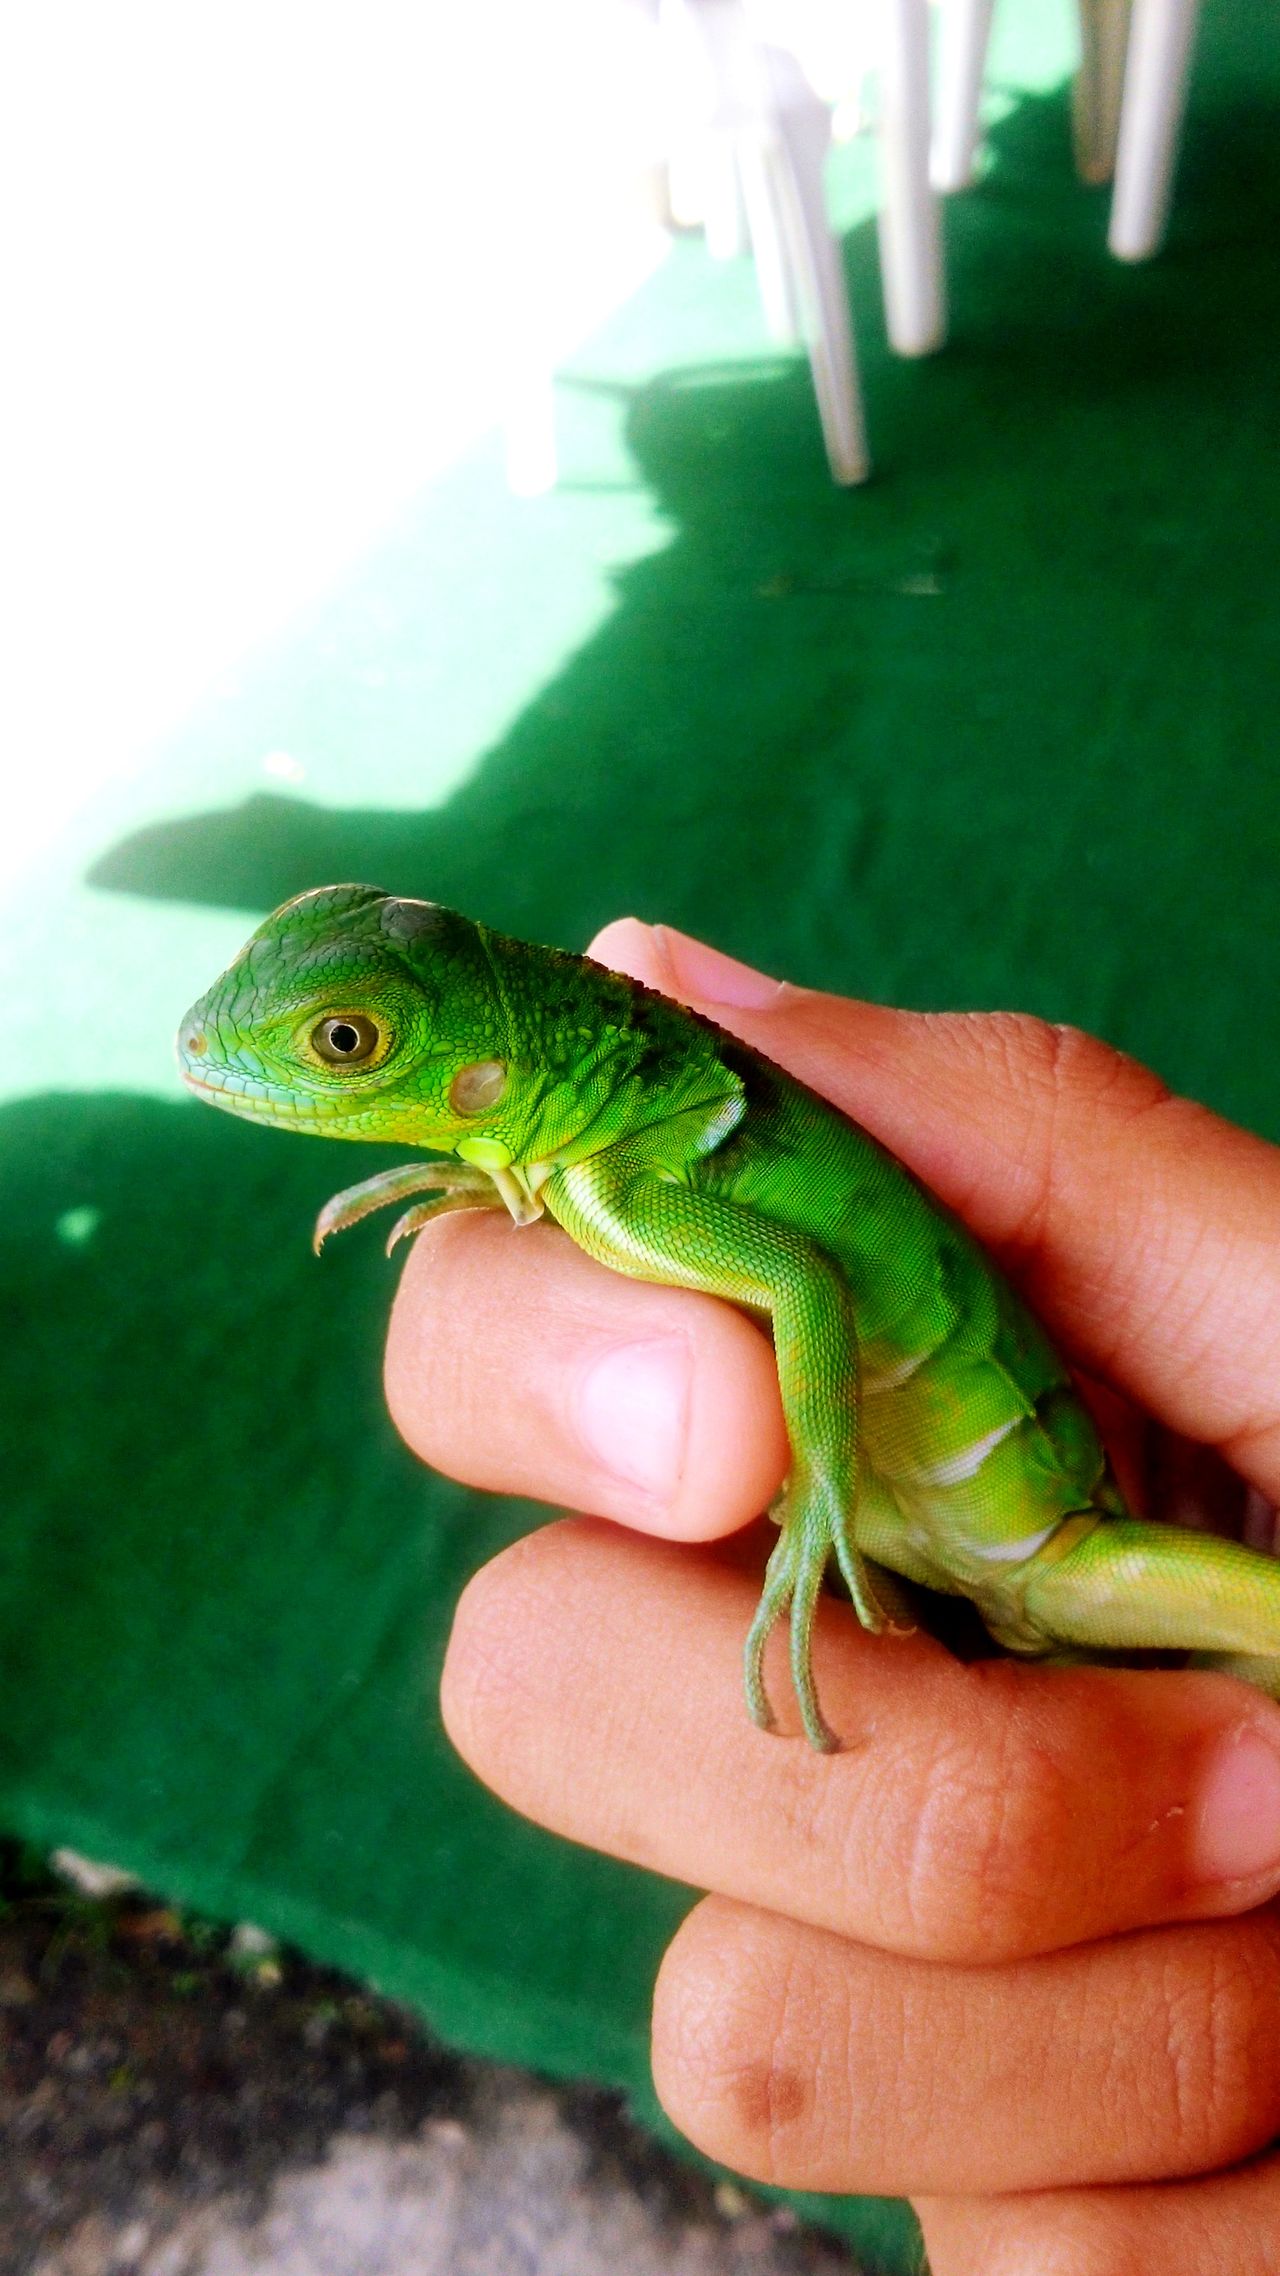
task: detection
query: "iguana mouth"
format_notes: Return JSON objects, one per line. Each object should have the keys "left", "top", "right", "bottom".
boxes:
{"left": 178, "top": 1067, "right": 304, "bottom": 1119}
{"left": 178, "top": 1065, "right": 378, "bottom": 1137}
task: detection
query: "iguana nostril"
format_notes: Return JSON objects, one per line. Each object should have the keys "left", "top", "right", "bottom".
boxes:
{"left": 184, "top": 1028, "right": 208, "bottom": 1056}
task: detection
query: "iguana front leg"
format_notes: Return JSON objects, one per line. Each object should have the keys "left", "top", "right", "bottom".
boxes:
{"left": 313, "top": 1161, "right": 506, "bottom": 1254}
{"left": 548, "top": 1143, "right": 906, "bottom": 1751}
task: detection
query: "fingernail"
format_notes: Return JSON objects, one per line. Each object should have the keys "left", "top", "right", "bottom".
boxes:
{"left": 1191, "top": 1723, "right": 1280, "bottom": 1884}
{"left": 575, "top": 1338, "right": 690, "bottom": 1502}
{"left": 652, "top": 925, "right": 785, "bottom": 1012}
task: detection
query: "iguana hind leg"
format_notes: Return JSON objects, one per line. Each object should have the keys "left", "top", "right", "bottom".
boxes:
{"left": 1015, "top": 1515, "right": 1280, "bottom": 1693}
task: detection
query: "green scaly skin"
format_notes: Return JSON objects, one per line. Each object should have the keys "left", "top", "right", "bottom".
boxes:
{"left": 177, "top": 885, "right": 1280, "bottom": 1750}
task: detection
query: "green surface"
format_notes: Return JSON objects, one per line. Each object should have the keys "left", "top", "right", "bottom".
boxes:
{"left": 3, "top": 4, "right": 1279, "bottom": 2266}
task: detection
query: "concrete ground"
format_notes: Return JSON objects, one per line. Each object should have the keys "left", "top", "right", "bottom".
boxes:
{"left": 1, "top": 1857, "right": 862, "bottom": 2276}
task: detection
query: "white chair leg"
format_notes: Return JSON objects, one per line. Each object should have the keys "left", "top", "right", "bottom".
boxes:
{"left": 659, "top": 0, "right": 749, "bottom": 252}
{"left": 876, "top": 0, "right": 945, "bottom": 356}
{"left": 1108, "top": 0, "right": 1200, "bottom": 259}
{"left": 702, "top": 128, "right": 751, "bottom": 259}
{"left": 502, "top": 225, "right": 559, "bottom": 495}
{"left": 736, "top": 132, "right": 804, "bottom": 342}
{"left": 931, "top": 0, "right": 996, "bottom": 193}
{"left": 503, "top": 367, "right": 558, "bottom": 498}
{"left": 1073, "top": 0, "right": 1131, "bottom": 184}
{"left": 755, "top": 40, "right": 870, "bottom": 484}
{"left": 661, "top": 0, "right": 869, "bottom": 482}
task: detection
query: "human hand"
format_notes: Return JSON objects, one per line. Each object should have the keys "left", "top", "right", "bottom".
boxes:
{"left": 385, "top": 920, "right": 1280, "bottom": 2272}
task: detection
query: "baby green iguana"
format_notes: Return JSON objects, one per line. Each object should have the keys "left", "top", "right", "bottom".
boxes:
{"left": 177, "top": 885, "right": 1280, "bottom": 1749}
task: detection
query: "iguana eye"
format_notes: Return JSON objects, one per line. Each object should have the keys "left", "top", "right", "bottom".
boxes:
{"left": 311, "top": 1013, "right": 382, "bottom": 1064}
{"left": 450, "top": 1059, "right": 507, "bottom": 1114}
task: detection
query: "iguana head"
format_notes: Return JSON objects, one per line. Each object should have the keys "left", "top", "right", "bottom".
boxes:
{"left": 176, "top": 884, "right": 514, "bottom": 1152}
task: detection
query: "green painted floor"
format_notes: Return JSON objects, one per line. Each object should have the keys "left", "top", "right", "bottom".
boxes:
{"left": 4, "top": 4, "right": 1279, "bottom": 2265}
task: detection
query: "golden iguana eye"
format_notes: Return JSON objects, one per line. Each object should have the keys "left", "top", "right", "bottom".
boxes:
{"left": 311, "top": 1012, "right": 382, "bottom": 1065}
{"left": 450, "top": 1059, "right": 507, "bottom": 1114}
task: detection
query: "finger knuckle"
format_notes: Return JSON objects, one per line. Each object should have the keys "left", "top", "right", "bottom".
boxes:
{"left": 994, "top": 1014, "right": 1168, "bottom": 1127}
{"left": 1159, "top": 1919, "right": 1280, "bottom": 2167}
{"left": 970, "top": 1015, "right": 1170, "bottom": 1258}
{"left": 886, "top": 1667, "right": 1082, "bottom": 1960}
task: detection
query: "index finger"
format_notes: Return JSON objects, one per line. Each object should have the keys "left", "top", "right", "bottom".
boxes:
{"left": 442, "top": 1518, "right": 1280, "bottom": 1963}
{"left": 591, "top": 921, "right": 1280, "bottom": 1501}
